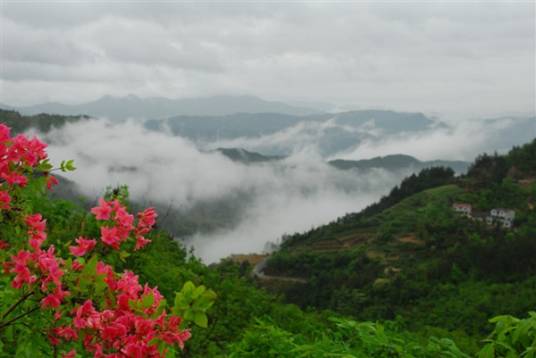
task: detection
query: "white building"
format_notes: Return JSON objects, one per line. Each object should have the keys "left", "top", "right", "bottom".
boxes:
{"left": 452, "top": 203, "right": 472, "bottom": 217}
{"left": 488, "top": 208, "right": 516, "bottom": 228}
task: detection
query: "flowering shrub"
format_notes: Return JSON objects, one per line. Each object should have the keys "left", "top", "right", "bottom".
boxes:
{"left": 0, "top": 124, "right": 214, "bottom": 357}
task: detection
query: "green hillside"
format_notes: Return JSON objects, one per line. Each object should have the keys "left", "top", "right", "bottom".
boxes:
{"left": 263, "top": 139, "right": 536, "bottom": 353}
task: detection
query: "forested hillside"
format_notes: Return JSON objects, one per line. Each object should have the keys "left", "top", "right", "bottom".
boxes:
{"left": 0, "top": 109, "right": 89, "bottom": 134}
{"left": 263, "top": 139, "right": 536, "bottom": 354}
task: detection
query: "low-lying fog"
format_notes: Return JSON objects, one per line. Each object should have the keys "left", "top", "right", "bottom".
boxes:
{"left": 37, "top": 116, "right": 534, "bottom": 263}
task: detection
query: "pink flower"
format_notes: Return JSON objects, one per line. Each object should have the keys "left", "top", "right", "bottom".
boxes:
{"left": 46, "top": 175, "right": 59, "bottom": 190}
{"left": 115, "top": 207, "right": 134, "bottom": 229}
{"left": 41, "top": 293, "right": 62, "bottom": 309}
{"left": 101, "top": 322, "right": 128, "bottom": 341}
{"left": 95, "top": 261, "right": 117, "bottom": 292}
{"left": 25, "top": 213, "right": 47, "bottom": 250}
{"left": 25, "top": 213, "right": 46, "bottom": 231}
{"left": 0, "top": 190, "right": 10, "bottom": 210}
{"left": 55, "top": 327, "right": 78, "bottom": 341}
{"left": 135, "top": 235, "right": 151, "bottom": 250}
{"left": 117, "top": 271, "right": 142, "bottom": 298}
{"left": 138, "top": 208, "right": 157, "bottom": 228}
{"left": 62, "top": 349, "right": 76, "bottom": 358}
{"left": 72, "top": 261, "right": 84, "bottom": 271}
{"left": 1, "top": 171, "right": 28, "bottom": 186}
{"left": 100, "top": 227, "right": 120, "bottom": 249}
{"left": 10, "top": 250, "right": 36, "bottom": 288}
{"left": 0, "top": 124, "right": 11, "bottom": 141}
{"left": 69, "top": 237, "right": 97, "bottom": 257}
{"left": 91, "top": 198, "right": 113, "bottom": 220}
{"left": 73, "top": 300, "right": 100, "bottom": 330}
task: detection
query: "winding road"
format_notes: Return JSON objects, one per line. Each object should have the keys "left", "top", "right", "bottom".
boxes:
{"left": 251, "top": 257, "right": 308, "bottom": 284}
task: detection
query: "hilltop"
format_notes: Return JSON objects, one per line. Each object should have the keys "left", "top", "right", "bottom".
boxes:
{"left": 215, "top": 147, "right": 285, "bottom": 163}
{"left": 328, "top": 154, "right": 469, "bottom": 174}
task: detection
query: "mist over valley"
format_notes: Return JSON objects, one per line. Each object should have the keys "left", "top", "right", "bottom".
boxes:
{"left": 3, "top": 106, "right": 533, "bottom": 262}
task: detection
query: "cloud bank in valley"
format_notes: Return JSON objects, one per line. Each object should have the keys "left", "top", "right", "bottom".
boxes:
{"left": 203, "top": 115, "right": 536, "bottom": 162}
{"left": 332, "top": 117, "right": 536, "bottom": 161}
{"left": 35, "top": 114, "right": 534, "bottom": 262}
{"left": 40, "top": 119, "right": 404, "bottom": 262}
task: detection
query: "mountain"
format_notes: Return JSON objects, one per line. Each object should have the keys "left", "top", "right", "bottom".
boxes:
{"left": 329, "top": 154, "right": 469, "bottom": 174}
{"left": 147, "top": 110, "right": 439, "bottom": 157}
{"left": 215, "top": 148, "right": 285, "bottom": 163}
{"left": 215, "top": 148, "right": 469, "bottom": 174}
{"left": 7, "top": 94, "right": 319, "bottom": 118}
{"left": 149, "top": 110, "right": 436, "bottom": 139}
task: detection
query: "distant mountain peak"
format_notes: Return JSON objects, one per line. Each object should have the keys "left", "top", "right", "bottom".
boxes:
{"left": 8, "top": 94, "right": 321, "bottom": 119}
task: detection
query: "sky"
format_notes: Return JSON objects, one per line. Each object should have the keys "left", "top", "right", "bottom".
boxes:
{"left": 0, "top": 1, "right": 535, "bottom": 117}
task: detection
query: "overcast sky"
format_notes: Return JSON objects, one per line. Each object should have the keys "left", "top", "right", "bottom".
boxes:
{"left": 0, "top": 1, "right": 534, "bottom": 117}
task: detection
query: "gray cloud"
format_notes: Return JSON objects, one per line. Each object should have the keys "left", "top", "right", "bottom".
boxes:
{"left": 0, "top": 1, "right": 534, "bottom": 117}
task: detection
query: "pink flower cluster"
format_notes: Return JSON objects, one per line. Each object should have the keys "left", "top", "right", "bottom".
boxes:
{"left": 49, "top": 272, "right": 190, "bottom": 357}
{"left": 91, "top": 199, "right": 156, "bottom": 251}
{"left": 0, "top": 123, "right": 58, "bottom": 197}
{"left": 3, "top": 216, "right": 68, "bottom": 309}
{"left": 0, "top": 124, "right": 191, "bottom": 357}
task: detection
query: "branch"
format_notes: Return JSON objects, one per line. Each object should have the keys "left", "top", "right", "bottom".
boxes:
{"left": 0, "top": 306, "right": 39, "bottom": 330}
{"left": 1, "top": 291, "right": 34, "bottom": 320}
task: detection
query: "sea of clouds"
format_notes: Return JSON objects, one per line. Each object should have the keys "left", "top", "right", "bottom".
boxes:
{"left": 36, "top": 115, "right": 535, "bottom": 262}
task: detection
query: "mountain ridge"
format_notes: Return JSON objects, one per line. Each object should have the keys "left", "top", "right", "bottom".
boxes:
{"left": 4, "top": 94, "right": 321, "bottom": 118}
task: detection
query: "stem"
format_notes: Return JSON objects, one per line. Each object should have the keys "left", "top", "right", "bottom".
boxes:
{"left": 0, "top": 306, "right": 39, "bottom": 330}
{"left": 1, "top": 291, "right": 34, "bottom": 320}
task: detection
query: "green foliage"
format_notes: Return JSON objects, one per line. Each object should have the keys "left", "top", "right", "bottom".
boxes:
{"left": 59, "top": 159, "right": 76, "bottom": 172}
{"left": 172, "top": 281, "right": 216, "bottom": 328}
{"left": 228, "top": 317, "right": 469, "bottom": 357}
{"left": 478, "top": 312, "right": 536, "bottom": 358}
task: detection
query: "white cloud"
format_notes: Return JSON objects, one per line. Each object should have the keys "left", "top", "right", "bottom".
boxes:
{"left": 38, "top": 119, "right": 405, "bottom": 263}
{"left": 332, "top": 116, "right": 536, "bottom": 161}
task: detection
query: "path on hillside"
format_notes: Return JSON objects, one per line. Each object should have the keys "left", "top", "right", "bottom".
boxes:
{"left": 251, "top": 257, "right": 308, "bottom": 284}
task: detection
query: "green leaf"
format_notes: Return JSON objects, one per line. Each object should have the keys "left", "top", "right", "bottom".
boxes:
{"left": 119, "top": 250, "right": 130, "bottom": 262}
{"left": 95, "top": 274, "right": 107, "bottom": 295}
{"left": 65, "top": 159, "right": 76, "bottom": 171}
{"left": 142, "top": 292, "right": 155, "bottom": 308}
{"left": 182, "top": 281, "right": 195, "bottom": 296}
{"left": 183, "top": 309, "right": 195, "bottom": 322}
{"left": 60, "top": 159, "right": 76, "bottom": 172}
{"left": 78, "top": 255, "right": 98, "bottom": 291}
{"left": 193, "top": 311, "right": 208, "bottom": 328}
{"left": 478, "top": 344, "right": 495, "bottom": 358}
{"left": 192, "top": 285, "right": 206, "bottom": 299}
